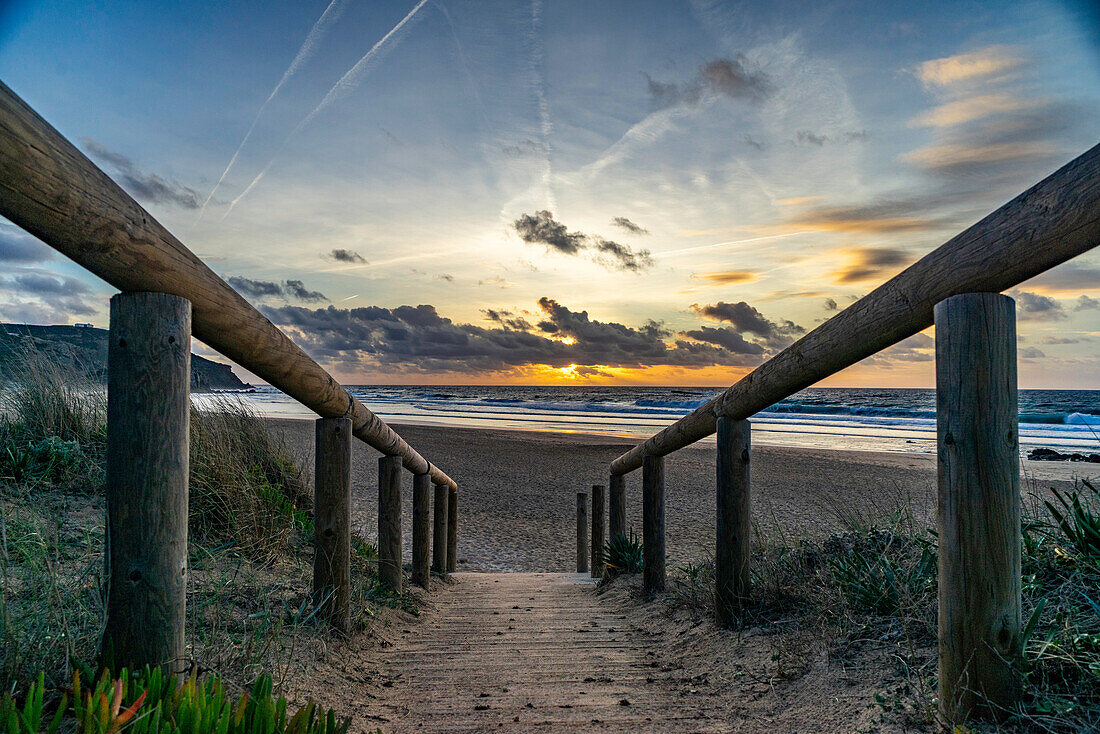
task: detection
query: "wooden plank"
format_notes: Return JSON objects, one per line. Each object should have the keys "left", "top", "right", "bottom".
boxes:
{"left": 447, "top": 485, "right": 458, "bottom": 573}
{"left": 0, "top": 81, "right": 454, "bottom": 490}
{"left": 576, "top": 492, "right": 589, "bottom": 573}
{"left": 591, "top": 485, "right": 605, "bottom": 578}
{"left": 378, "top": 456, "right": 403, "bottom": 592}
{"left": 715, "top": 417, "right": 750, "bottom": 626}
{"left": 935, "top": 293, "right": 1021, "bottom": 723}
{"left": 432, "top": 483, "right": 449, "bottom": 574}
{"left": 313, "top": 417, "right": 352, "bottom": 632}
{"left": 412, "top": 473, "right": 431, "bottom": 589}
{"left": 102, "top": 292, "right": 190, "bottom": 672}
{"left": 610, "top": 144, "right": 1100, "bottom": 476}
{"left": 609, "top": 474, "right": 626, "bottom": 539}
{"left": 642, "top": 455, "right": 665, "bottom": 595}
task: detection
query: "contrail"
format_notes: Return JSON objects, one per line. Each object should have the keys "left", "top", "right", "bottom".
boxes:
{"left": 655, "top": 231, "right": 811, "bottom": 258}
{"left": 224, "top": 0, "right": 431, "bottom": 219}
{"left": 197, "top": 0, "right": 349, "bottom": 222}
{"left": 529, "top": 0, "right": 554, "bottom": 210}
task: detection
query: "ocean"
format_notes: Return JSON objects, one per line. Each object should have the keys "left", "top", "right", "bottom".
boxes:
{"left": 216, "top": 385, "right": 1100, "bottom": 455}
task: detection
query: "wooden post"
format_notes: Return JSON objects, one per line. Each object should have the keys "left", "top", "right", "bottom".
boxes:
{"left": 313, "top": 417, "right": 352, "bottom": 632}
{"left": 609, "top": 474, "right": 626, "bottom": 540}
{"left": 715, "top": 417, "right": 751, "bottom": 626}
{"left": 642, "top": 454, "right": 665, "bottom": 595}
{"left": 576, "top": 491, "right": 589, "bottom": 573}
{"left": 378, "top": 455, "right": 403, "bottom": 592}
{"left": 447, "top": 485, "right": 458, "bottom": 573}
{"left": 935, "top": 292, "right": 1020, "bottom": 723}
{"left": 102, "top": 292, "right": 190, "bottom": 672}
{"left": 412, "top": 473, "right": 431, "bottom": 589}
{"left": 432, "top": 483, "right": 448, "bottom": 574}
{"left": 591, "top": 485, "right": 606, "bottom": 578}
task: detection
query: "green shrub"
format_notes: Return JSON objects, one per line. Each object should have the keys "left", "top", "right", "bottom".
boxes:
{"left": 828, "top": 534, "right": 936, "bottom": 616}
{"left": 1044, "top": 479, "right": 1100, "bottom": 564}
{"left": 601, "top": 531, "right": 643, "bottom": 575}
{"left": 0, "top": 667, "right": 351, "bottom": 734}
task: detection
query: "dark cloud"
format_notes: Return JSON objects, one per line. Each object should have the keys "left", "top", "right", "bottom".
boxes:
{"left": 1019, "top": 346, "right": 1046, "bottom": 360}
{"left": 823, "top": 298, "right": 838, "bottom": 311}
{"left": 0, "top": 226, "right": 53, "bottom": 263}
{"left": 863, "top": 332, "right": 935, "bottom": 364}
{"left": 610, "top": 217, "right": 649, "bottom": 235}
{"left": 794, "top": 130, "right": 870, "bottom": 147}
{"left": 12, "top": 273, "right": 91, "bottom": 297}
{"left": 646, "top": 55, "right": 771, "bottom": 110}
{"left": 328, "top": 249, "right": 367, "bottom": 264}
{"left": 512, "top": 211, "right": 654, "bottom": 273}
{"left": 500, "top": 139, "right": 541, "bottom": 158}
{"left": 829, "top": 247, "right": 913, "bottom": 284}
{"left": 690, "top": 271, "right": 759, "bottom": 286}
{"left": 261, "top": 297, "right": 773, "bottom": 374}
{"left": 741, "top": 134, "right": 765, "bottom": 151}
{"left": 80, "top": 138, "right": 201, "bottom": 209}
{"left": 678, "top": 326, "right": 765, "bottom": 355}
{"left": 0, "top": 270, "right": 98, "bottom": 320}
{"left": 1024, "top": 261, "right": 1100, "bottom": 294}
{"left": 689, "top": 301, "right": 805, "bottom": 348}
{"left": 1042, "top": 336, "right": 1082, "bottom": 344}
{"left": 1009, "top": 290, "right": 1066, "bottom": 320}
{"left": 435, "top": 273, "right": 455, "bottom": 282}
{"left": 285, "top": 280, "right": 326, "bottom": 302}
{"left": 1076, "top": 294, "right": 1100, "bottom": 311}
{"left": 796, "top": 130, "right": 828, "bottom": 147}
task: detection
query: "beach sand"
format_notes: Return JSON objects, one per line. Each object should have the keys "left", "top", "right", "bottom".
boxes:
{"left": 270, "top": 419, "right": 1092, "bottom": 572}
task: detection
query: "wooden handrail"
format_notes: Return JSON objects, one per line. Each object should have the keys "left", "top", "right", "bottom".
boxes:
{"left": 0, "top": 80, "right": 456, "bottom": 489}
{"left": 611, "top": 143, "right": 1100, "bottom": 476}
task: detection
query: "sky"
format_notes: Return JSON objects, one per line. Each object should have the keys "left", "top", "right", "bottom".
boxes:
{"left": 0, "top": 0, "right": 1098, "bottom": 388}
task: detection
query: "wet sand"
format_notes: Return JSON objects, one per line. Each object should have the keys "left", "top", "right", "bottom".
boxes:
{"left": 269, "top": 419, "right": 1092, "bottom": 572}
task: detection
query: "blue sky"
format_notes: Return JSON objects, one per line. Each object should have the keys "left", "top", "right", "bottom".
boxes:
{"left": 1, "top": 0, "right": 1098, "bottom": 386}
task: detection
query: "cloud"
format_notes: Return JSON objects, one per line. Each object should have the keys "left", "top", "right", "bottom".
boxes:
{"left": 785, "top": 201, "right": 937, "bottom": 233}
{"left": 0, "top": 226, "right": 53, "bottom": 263}
{"left": 1019, "top": 346, "right": 1046, "bottom": 360}
{"left": 689, "top": 301, "right": 805, "bottom": 348}
{"left": 1076, "top": 295, "right": 1100, "bottom": 311}
{"left": 1023, "top": 261, "right": 1100, "bottom": 295}
{"left": 869, "top": 332, "right": 935, "bottom": 363}
{"left": 828, "top": 247, "right": 913, "bottom": 284}
{"left": 261, "top": 297, "right": 773, "bottom": 374}
{"left": 610, "top": 217, "right": 649, "bottom": 235}
{"left": 678, "top": 326, "right": 765, "bottom": 355}
{"left": 1009, "top": 289, "right": 1065, "bottom": 320}
{"left": 512, "top": 211, "right": 654, "bottom": 273}
{"left": 0, "top": 269, "right": 98, "bottom": 322}
{"left": 646, "top": 54, "right": 771, "bottom": 110}
{"left": 914, "top": 46, "right": 1025, "bottom": 87}
{"left": 228, "top": 276, "right": 327, "bottom": 302}
{"left": 796, "top": 130, "right": 828, "bottom": 147}
{"left": 823, "top": 298, "right": 838, "bottom": 311}
{"left": 435, "top": 273, "right": 455, "bottom": 282}
{"left": 690, "top": 271, "right": 760, "bottom": 286}
{"left": 81, "top": 138, "right": 201, "bottom": 209}
{"left": 328, "top": 249, "right": 367, "bottom": 264}
{"left": 912, "top": 93, "right": 1033, "bottom": 128}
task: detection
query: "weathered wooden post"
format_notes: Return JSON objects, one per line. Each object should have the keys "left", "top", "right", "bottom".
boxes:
{"left": 576, "top": 491, "right": 589, "bottom": 573}
{"left": 412, "top": 473, "right": 431, "bottom": 589}
{"left": 935, "top": 292, "right": 1020, "bottom": 724}
{"left": 447, "top": 485, "right": 458, "bottom": 573}
{"left": 313, "top": 416, "right": 352, "bottom": 632}
{"left": 591, "top": 484, "right": 606, "bottom": 578}
{"left": 378, "top": 455, "right": 403, "bottom": 592}
{"left": 609, "top": 474, "right": 626, "bottom": 539}
{"left": 103, "top": 292, "right": 190, "bottom": 673}
{"left": 715, "top": 417, "right": 751, "bottom": 626}
{"left": 432, "top": 483, "right": 448, "bottom": 575}
{"left": 642, "top": 455, "right": 665, "bottom": 595}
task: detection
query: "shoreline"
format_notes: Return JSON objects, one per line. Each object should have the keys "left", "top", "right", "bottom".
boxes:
{"left": 267, "top": 418, "right": 1092, "bottom": 573}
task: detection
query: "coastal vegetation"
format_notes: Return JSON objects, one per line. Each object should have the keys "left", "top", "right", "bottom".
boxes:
{"left": 0, "top": 349, "right": 410, "bottom": 730}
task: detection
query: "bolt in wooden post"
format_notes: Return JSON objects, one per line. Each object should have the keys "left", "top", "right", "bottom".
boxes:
{"left": 935, "top": 292, "right": 1020, "bottom": 724}
{"left": 447, "top": 485, "right": 458, "bottom": 573}
{"left": 609, "top": 474, "right": 626, "bottom": 540}
{"left": 103, "top": 292, "right": 190, "bottom": 673}
{"left": 412, "top": 473, "right": 431, "bottom": 589}
{"left": 576, "top": 491, "right": 589, "bottom": 573}
{"left": 591, "top": 484, "right": 606, "bottom": 578}
{"left": 642, "top": 454, "right": 665, "bottom": 595}
{"left": 432, "top": 483, "right": 448, "bottom": 574}
{"left": 378, "top": 455, "right": 403, "bottom": 592}
{"left": 313, "top": 416, "right": 352, "bottom": 632}
{"left": 715, "top": 416, "right": 751, "bottom": 626}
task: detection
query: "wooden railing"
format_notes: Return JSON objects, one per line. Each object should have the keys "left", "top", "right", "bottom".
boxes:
{"left": 0, "top": 82, "right": 457, "bottom": 666}
{"left": 585, "top": 143, "right": 1100, "bottom": 724}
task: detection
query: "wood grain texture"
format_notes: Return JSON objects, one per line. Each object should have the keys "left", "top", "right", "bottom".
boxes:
{"left": 447, "top": 486, "right": 458, "bottom": 573}
{"left": 591, "top": 485, "right": 606, "bottom": 578}
{"left": 313, "top": 417, "right": 352, "bottom": 633}
{"left": 0, "top": 81, "right": 454, "bottom": 489}
{"left": 611, "top": 144, "right": 1100, "bottom": 476}
{"left": 432, "top": 483, "right": 449, "bottom": 574}
{"left": 642, "top": 455, "right": 665, "bottom": 595}
{"left": 412, "top": 473, "right": 431, "bottom": 589}
{"left": 715, "top": 417, "right": 751, "bottom": 626}
{"left": 576, "top": 492, "right": 589, "bottom": 574}
{"left": 103, "top": 292, "right": 190, "bottom": 672}
{"left": 935, "top": 293, "right": 1021, "bottom": 723}
{"left": 378, "top": 456, "right": 403, "bottom": 592}
{"left": 609, "top": 474, "right": 626, "bottom": 540}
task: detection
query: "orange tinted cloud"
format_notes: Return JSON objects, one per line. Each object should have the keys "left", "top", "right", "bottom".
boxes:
{"left": 690, "top": 270, "right": 760, "bottom": 285}
{"left": 914, "top": 46, "right": 1024, "bottom": 87}
{"left": 828, "top": 246, "right": 913, "bottom": 284}
{"left": 912, "top": 93, "right": 1031, "bottom": 128}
